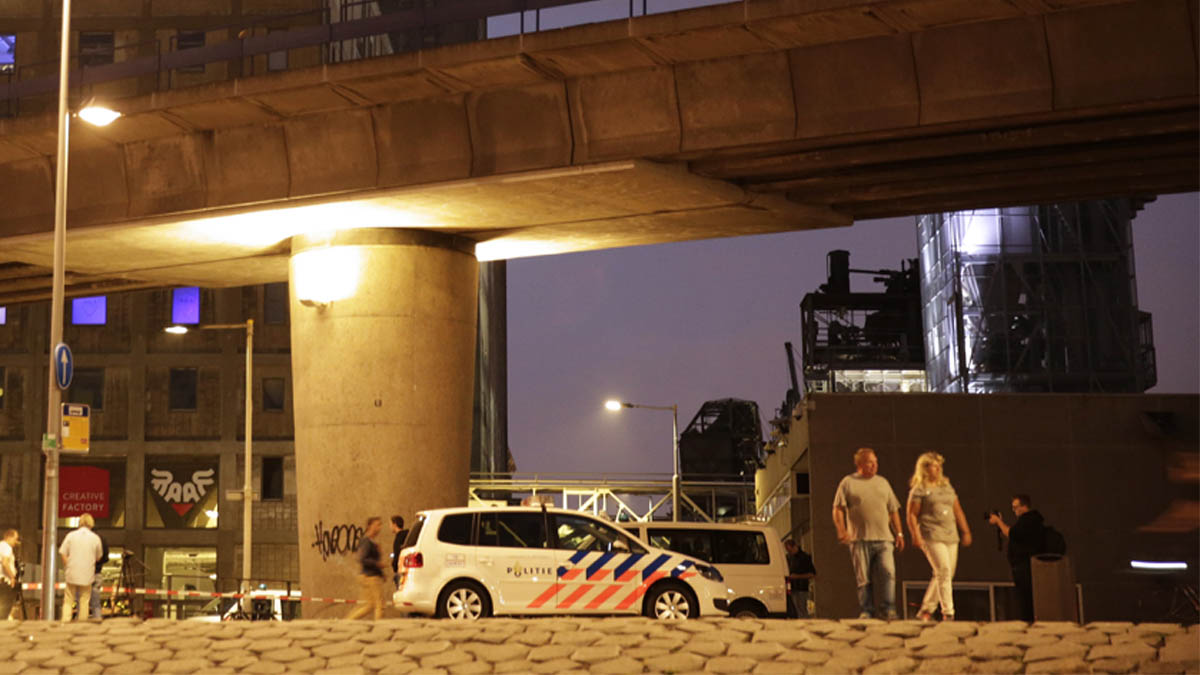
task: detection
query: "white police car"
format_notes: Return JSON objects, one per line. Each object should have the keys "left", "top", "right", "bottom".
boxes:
{"left": 393, "top": 506, "right": 732, "bottom": 620}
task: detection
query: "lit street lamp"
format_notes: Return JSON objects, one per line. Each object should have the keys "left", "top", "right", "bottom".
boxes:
{"left": 166, "top": 321, "right": 254, "bottom": 610}
{"left": 39, "top": 0, "right": 122, "bottom": 619}
{"left": 604, "top": 399, "right": 681, "bottom": 521}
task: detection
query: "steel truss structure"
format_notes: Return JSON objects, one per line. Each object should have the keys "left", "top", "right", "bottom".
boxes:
{"left": 917, "top": 200, "right": 1156, "bottom": 393}
{"left": 468, "top": 473, "right": 756, "bottom": 524}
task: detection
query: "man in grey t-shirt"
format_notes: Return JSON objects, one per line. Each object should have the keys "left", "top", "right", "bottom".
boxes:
{"left": 832, "top": 448, "right": 905, "bottom": 619}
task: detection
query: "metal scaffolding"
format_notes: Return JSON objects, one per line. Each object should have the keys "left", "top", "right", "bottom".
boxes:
{"left": 917, "top": 200, "right": 1156, "bottom": 393}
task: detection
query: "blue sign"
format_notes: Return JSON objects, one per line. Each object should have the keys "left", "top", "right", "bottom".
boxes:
{"left": 54, "top": 342, "right": 73, "bottom": 390}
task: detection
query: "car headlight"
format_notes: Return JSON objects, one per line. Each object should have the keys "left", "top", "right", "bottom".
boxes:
{"left": 697, "top": 564, "right": 723, "bottom": 583}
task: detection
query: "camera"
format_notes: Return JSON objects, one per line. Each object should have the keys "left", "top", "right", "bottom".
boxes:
{"left": 983, "top": 509, "right": 1000, "bottom": 521}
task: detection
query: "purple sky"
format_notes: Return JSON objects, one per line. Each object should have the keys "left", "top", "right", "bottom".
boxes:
{"left": 506, "top": 193, "right": 1199, "bottom": 475}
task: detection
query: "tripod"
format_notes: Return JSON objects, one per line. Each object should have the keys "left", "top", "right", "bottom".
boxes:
{"left": 114, "top": 553, "right": 146, "bottom": 617}
{"left": 12, "top": 561, "right": 27, "bottom": 620}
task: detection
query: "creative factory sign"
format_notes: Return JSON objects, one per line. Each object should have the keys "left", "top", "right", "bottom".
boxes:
{"left": 59, "top": 465, "right": 110, "bottom": 518}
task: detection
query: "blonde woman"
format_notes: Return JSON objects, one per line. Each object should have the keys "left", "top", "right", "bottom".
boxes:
{"left": 907, "top": 452, "right": 972, "bottom": 621}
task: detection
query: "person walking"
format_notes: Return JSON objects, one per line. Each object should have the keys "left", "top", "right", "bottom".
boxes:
{"left": 989, "top": 494, "right": 1045, "bottom": 622}
{"left": 784, "top": 539, "right": 816, "bottom": 618}
{"left": 346, "top": 516, "right": 387, "bottom": 620}
{"left": 832, "top": 447, "right": 905, "bottom": 619}
{"left": 390, "top": 515, "right": 408, "bottom": 588}
{"left": 0, "top": 529, "right": 19, "bottom": 620}
{"left": 59, "top": 513, "right": 103, "bottom": 621}
{"left": 907, "top": 452, "right": 972, "bottom": 621}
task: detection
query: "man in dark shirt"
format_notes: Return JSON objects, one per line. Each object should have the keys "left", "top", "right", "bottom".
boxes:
{"left": 390, "top": 515, "right": 408, "bottom": 588}
{"left": 988, "top": 493, "right": 1045, "bottom": 622}
{"left": 346, "top": 517, "right": 386, "bottom": 620}
{"left": 784, "top": 539, "right": 816, "bottom": 618}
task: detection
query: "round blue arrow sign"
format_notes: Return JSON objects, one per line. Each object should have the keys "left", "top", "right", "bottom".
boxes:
{"left": 54, "top": 342, "right": 73, "bottom": 390}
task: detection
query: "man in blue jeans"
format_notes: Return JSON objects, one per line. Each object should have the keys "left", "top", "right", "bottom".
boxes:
{"left": 832, "top": 448, "right": 906, "bottom": 619}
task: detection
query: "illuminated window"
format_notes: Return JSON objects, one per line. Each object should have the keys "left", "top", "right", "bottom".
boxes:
{"left": 71, "top": 368, "right": 105, "bottom": 410}
{"left": 71, "top": 296, "right": 107, "bottom": 325}
{"left": 0, "top": 35, "right": 12, "bottom": 74}
{"left": 0, "top": 306, "right": 6, "bottom": 324}
{"left": 262, "top": 377, "right": 285, "bottom": 411}
{"left": 171, "top": 286, "right": 200, "bottom": 324}
{"left": 169, "top": 368, "right": 198, "bottom": 410}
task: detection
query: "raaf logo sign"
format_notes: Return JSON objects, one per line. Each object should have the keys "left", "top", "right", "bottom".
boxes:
{"left": 147, "top": 461, "right": 217, "bottom": 527}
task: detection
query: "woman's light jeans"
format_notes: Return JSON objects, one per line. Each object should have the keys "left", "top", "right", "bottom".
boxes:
{"left": 919, "top": 540, "right": 959, "bottom": 616}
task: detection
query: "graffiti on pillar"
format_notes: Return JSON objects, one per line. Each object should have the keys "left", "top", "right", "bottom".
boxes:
{"left": 311, "top": 520, "right": 364, "bottom": 561}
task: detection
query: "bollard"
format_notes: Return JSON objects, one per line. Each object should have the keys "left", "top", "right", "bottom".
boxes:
{"left": 1031, "top": 554, "right": 1078, "bottom": 621}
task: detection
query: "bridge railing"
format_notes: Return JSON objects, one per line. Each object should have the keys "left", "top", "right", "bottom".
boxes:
{"left": 0, "top": 0, "right": 735, "bottom": 118}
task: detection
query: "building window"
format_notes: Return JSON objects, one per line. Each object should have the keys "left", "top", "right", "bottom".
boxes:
{"left": 171, "top": 286, "right": 200, "bottom": 324}
{"left": 71, "top": 296, "right": 107, "bottom": 325}
{"left": 79, "top": 31, "right": 114, "bottom": 67}
{"left": 58, "top": 461, "right": 127, "bottom": 529}
{"left": 261, "top": 457, "right": 283, "bottom": 500}
{"left": 0, "top": 306, "right": 5, "bottom": 324}
{"left": 70, "top": 368, "right": 104, "bottom": 410}
{"left": 262, "top": 377, "right": 285, "bottom": 411}
{"left": 0, "top": 35, "right": 12, "bottom": 75}
{"left": 264, "top": 283, "right": 288, "bottom": 324}
{"left": 168, "top": 368, "right": 198, "bottom": 410}
{"left": 267, "top": 31, "right": 287, "bottom": 71}
{"left": 176, "top": 31, "right": 205, "bottom": 73}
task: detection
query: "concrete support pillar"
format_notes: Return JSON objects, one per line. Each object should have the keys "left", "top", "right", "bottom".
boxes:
{"left": 288, "top": 229, "right": 477, "bottom": 613}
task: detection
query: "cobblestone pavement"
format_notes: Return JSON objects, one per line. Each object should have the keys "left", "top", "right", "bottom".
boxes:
{"left": 0, "top": 616, "right": 1195, "bottom": 674}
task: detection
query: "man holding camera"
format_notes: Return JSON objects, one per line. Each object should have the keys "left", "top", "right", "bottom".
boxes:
{"left": 988, "top": 494, "right": 1044, "bottom": 622}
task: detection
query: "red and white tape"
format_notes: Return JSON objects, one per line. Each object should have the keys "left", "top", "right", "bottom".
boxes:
{"left": 18, "top": 582, "right": 358, "bottom": 604}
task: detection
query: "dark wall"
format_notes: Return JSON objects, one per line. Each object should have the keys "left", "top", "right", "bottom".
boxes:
{"left": 807, "top": 392, "right": 1198, "bottom": 622}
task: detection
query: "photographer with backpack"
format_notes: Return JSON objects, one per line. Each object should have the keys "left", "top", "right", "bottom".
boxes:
{"left": 987, "top": 494, "right": 1044, "bottom": 622}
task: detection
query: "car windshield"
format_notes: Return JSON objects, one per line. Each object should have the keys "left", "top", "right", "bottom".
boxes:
{"left": 554, "top": 514, "right": 647, "bottom": 554}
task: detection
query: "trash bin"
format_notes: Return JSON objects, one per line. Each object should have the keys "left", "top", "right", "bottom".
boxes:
{"left": 1031, "top": 554, "right": 1078, "bottom": 621}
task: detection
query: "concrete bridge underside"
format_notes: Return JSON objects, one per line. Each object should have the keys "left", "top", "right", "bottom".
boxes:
{"left": 0, "top": 0, "right": 1196, "bottom": 609}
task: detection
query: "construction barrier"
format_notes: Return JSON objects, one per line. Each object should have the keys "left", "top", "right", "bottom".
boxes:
{"left": 18, "top": 582, "right": 359, "bottom": 605}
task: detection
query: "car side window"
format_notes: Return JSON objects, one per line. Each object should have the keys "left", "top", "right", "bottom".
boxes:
{"left": 437, "top": 514, "right": 473, "bottom": 545}
{"left": 647, "top": 529, "right": 715, "bottom": 563}
{"left": 712, "top": 531, "right": 770, "bottom": 564}
{"left": 554, "top": 514, "right": 646, "bottom": 554}
{"left": 478, "top": 512, "right": 548, "bottom": 548}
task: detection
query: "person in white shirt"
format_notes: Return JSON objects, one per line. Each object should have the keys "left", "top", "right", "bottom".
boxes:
{"left": 59, "top": 513, "right": 103, "bottom": 621}
{"left": 0, "top": 529, "right": 19, "bottom": 620}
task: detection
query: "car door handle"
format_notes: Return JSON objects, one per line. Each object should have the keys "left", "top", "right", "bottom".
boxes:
{"left": 479, "top": 557, "right": 493, "bottom": 566}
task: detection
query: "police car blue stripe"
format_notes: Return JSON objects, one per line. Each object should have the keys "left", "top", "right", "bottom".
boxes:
{"left": 670, "top": 559, "right": 694, "bottom": 578}
{"left": 587, "top": 552, "right": 615, "bottom": 579}
{"left": 641, "top": 554, "right": 671, "bottom": 581}
{"left": 613, "top": 553, "right": 643, "bottom": 580}
{"left": 569, "top": 550, "right": 589, "bottom": 565}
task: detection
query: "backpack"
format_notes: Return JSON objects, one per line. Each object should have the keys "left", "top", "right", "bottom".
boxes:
{"left": 1041, "top": 525, "right": 1067, "bottom": 555}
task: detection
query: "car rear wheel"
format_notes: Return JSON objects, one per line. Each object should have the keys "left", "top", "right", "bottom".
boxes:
{"left": 436, "top": 580, "right": 491, "bottom": 620}
{"left": 729, "top": 599, "right": 767, "bottom": 619}
{"left": 644, "top": 581, "right": 697, "bottom": 620}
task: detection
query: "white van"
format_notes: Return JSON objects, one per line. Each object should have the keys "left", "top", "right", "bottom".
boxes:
{"left": 393, "top": 506, "right": 733, "bottom": 620}
{"left": 622, "top": 520, "right": 790, "bottom": 618}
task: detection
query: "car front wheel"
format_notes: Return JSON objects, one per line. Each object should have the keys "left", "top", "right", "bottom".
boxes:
{"left": 436, "top": 580, "right": 491, "bottom": 620}
{"left": 644, "top": 582, "right": 696, "bottom": 620}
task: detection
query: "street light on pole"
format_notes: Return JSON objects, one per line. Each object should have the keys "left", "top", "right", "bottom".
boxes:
{"left": 604, "top": 399, "right": 681, "bottom": 522}
{"left": 166, "top": 320, "right": 254, "bottom": 609}
{"left": 40, "top": 0, "right": 122, "bottom": 619}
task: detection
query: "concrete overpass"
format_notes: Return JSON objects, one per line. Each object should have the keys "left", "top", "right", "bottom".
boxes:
{"left": 0, "top": 0, "right": 1196, "bottom": 608}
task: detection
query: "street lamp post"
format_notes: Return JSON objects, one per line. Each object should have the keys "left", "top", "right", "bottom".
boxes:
{"left": 40, "top": 0, "right": 121, "bottom": 619}
{"left": 166, "top": 321, "right": 254, "bottom": 608}
{"left": 604, "top": 400, "right": 681, "bottom": 521}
